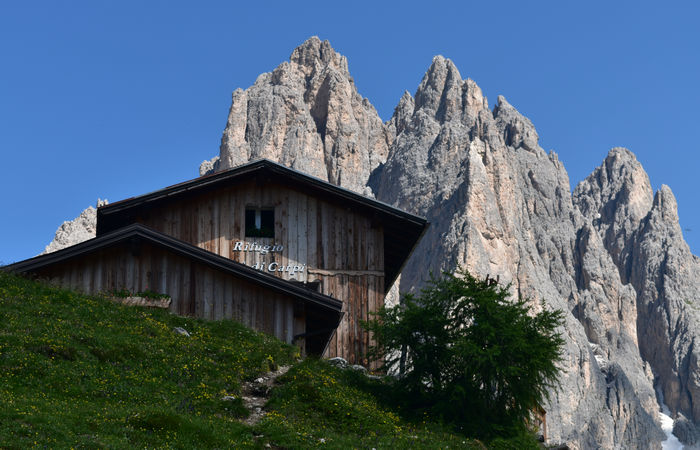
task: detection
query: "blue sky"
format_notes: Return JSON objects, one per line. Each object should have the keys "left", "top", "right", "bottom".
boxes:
{"left": 1, "top": 1, "right": 699, "bottom": 263}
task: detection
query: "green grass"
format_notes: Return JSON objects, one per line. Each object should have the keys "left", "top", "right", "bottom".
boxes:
{"left": 0, "top": 271, "right": 536, "bottom": 448}
{"left": 0, "top": 271, "right": 295, "bottom": 448}
{"left": 256, "top": 358, "right": 487, "bottom": 449}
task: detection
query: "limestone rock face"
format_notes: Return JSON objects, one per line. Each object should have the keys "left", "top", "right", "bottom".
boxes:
{"left": 372, "top": 56, "right": 664, "bottom": 448}
{"left": 633, "top": 188, "right": 700, "bottom": 427}
{"left": 573, "top": 148, "right": 654, "bottom": 273}
{"left": 206, "top": 36, "right": 390, "bottom": 194}
{"left": 42, "top": 199, "right": 108, "bottom": 254}
{"left": 575, "top": 152, "right": 700, "bottom": 443}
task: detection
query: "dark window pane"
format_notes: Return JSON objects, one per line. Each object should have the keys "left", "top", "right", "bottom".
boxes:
{"left": 260, "top": 209, "right": 274, "bottom": 238}
{"left": 245, "top": 208, "right": 274, "bottom": 238}
{"left": 245, "top": 209, "right": 256, "bottom": 237}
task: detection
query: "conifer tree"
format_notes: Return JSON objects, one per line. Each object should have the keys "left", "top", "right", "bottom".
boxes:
{"left": 364, "top": 268, "right": 564, "bottom": 438}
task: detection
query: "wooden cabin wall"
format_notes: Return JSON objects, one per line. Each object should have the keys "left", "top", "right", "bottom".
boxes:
{"left": 133, "top": 181, "right": 385, "bottom": 275}
{"left": 133, "top": 181, "right": 386, "bottom": 364}
{"left": 32, "top": 243, "right": 304, "bottom": 346}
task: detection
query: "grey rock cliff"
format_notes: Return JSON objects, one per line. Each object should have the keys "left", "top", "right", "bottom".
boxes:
{"left": 575, "top": 150, "right": 700, "bottom": 446}
{"left": 573, "top": 148, "right": 654, "bottom": 272}
{"left": 203, "top": 36, "right": 390, "bottom": 195}
{"left": 42, "top": 199, "right": 108, "bottom": 254}
{"left": 372, "top": 56, "right": 664, "bottom": 448}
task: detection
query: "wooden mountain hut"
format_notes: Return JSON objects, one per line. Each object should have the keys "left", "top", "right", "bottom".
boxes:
{"left": 6, "top": 159, "right": 428, "bottom": 363}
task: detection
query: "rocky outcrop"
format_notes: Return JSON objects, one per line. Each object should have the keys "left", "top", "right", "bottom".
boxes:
{"left": 573, "top": 148, "right": 654, "bottom": 274}
{"left": 575, "top": 151, "right": 700, "bottom": 445}
{"left": 202, "top": 36, "right": 390, "bottom": 195}
{"left": 42, "top": 199, "right": 108, "bottom": 254}
{"left": 371, "top": 55, "right": 664, "bottom": 448}
{"left": 48, "top": 38, "right": 700, "bottom": 449}
{"left": 632, "top": 188, "right": 700, "bottom": 423}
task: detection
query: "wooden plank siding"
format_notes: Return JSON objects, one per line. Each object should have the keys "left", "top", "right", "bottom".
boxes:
{"left": 32, "top": 242, "right": 301, "bottom": 347}
{"left": 131, "top": 180, "right": 386, "bottom": 364}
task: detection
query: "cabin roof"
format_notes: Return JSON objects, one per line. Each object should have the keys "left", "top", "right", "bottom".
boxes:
{"left": 96, "top": 159, "right": 428, "bottom": 291}
{"left": 4, "top": 223, "right": 344, "bottom": 319}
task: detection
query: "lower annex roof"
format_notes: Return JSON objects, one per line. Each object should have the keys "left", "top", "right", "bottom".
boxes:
{"left": 4, "top": 223, "right": 344, "bottom": 316}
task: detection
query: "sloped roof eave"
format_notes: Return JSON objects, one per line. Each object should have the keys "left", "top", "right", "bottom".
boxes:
{"left": 3, "top": 223, "right": 343, "bottom": 314}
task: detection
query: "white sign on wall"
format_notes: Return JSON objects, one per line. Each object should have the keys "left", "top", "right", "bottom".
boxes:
{"left": 232, "top": 241, "right": 283, "bottom": 255}
{"left": 232, "top": 241, "right": 306, "bottom": 277}
{"left": 251, "top": 261, "right": 307, "bottom": 276}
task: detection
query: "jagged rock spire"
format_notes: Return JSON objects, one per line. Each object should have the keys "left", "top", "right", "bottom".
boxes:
{"left": 206, "top": 37, "right": 389, "bottom": 194}
{"left": 575, "top": 148, "right": 700, "bottom": 444}
{"left": 413, "top": 55, "right": 488, "bottom": 122}
{"left": 289, "top": 36, "right": 350, "bottom": 76}
{"left": 573, "top": 147, "right": 654, "bottom": 272}
{"left": 372, "top": 53, "right": 669, "bottom": 447}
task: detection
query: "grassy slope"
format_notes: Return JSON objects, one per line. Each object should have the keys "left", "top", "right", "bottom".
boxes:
{"left": 0, "top": 272, "right": 497, "bottom": 448}
{"left": 258, "top": 359, "right": 486, "bottom": 449}
{"left": 0, "top": 271, "right": 297, "bottom": 448}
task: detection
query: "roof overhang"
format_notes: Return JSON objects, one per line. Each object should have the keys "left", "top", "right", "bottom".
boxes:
{"left": 4, "top": 223, "right": 344, "bottom": 318}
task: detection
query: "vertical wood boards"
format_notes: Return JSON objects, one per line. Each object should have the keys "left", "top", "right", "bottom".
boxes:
{"left": 296, "top": 192, "right": 308, "bottom": 283}
{"left": 211, "top": 195, "right": 220, "bottom": 255}
{"left": 214, "top": 271, "right": 224, "bottom": 320}
{"left": 255, "top": 283, "right": 263, "bottom": 333}
{"left": 223, "top": 276, "right": 233, "bottom": 320}
{"left": 81, "top": 258, "right": 91, "bottom": 293}
{"left": 159, "top": 253, "right": 168, "bottom": 301}
{"left": 94, "top": 258, "right": 103, "bottom": 295}
{"left": 320, "top": 200, "right": 330, "bottom": 270}
{"left": 33, "top": 242, "right": 301, "bottom": 344}
{"left": 231, "top": 187, "right": 243, "bottom": 263}
{"left": 286, "top": 189, "right": 298, "bottom": 278}
{"left": 243, "top": 187, "right": 255, "bottom": 269}
{"left": 197, "top": 198, "right": 206, "bottom": 253}
{"left": 124, "top": 251, "right": 134, "bottom": 293}
{"left": 307, "top": 197, "right": 318, "bottom": 281}
{"left": 316, "top": 272, "right": 385, "bottom": 364}
{"left": 219, "top": 189, "right": 230, "bottom": 264}
{"left": 285, "top": 300, "right": 293, "bottom": 346}
{"left": 293, "top": 300, "right": 305, "bottom": 355}
{"left": 202, "top": 268, "right": 213, "bottom": 319}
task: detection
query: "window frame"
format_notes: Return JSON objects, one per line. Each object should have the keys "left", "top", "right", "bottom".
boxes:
{"left": 245, "top": 206, "right": 275, "bottom": 238}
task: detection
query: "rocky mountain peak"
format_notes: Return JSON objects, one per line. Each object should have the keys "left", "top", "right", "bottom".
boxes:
{"left": 492, "top": 95, "right": 539, "bottom": 151}
{"left": 41, "top": 199, "right": 108, "bottom": 255}
{"left": 573, "top": 147, "right": 654, "bottom": 271}
{"left": 386, "top": 90, "right": 415, "bottom": 137}
{"left": 628, "top": 182, "right": 700, "bottom": 442}
{"left": 413, "top": 55, "right": 487, "bottom": 122}
{"left": 289, "top": 36, "right": 350, "bottom": 78}
{"left": 414, "top": 56, "right": 459, "bottom": 109}
{"left": 574, "top": 147, "right": 653, "bottom": 221}
{"left": 650, "top": 184, "right": 680, "bottom": 227}
{"left": 574, "top": 148, "right": 700, "bottom": 445}
{"left": 206, "top": 38, "right": 389, "bottom": 194}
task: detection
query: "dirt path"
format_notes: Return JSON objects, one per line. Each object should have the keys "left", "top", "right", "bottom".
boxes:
{"left": 240, "top": 365, "right": 291, "bottom": 426}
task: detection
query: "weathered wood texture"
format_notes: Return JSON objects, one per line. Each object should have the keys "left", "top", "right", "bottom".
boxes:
{"left": 133, "top": 180, "right": 385, "bottom": 364}
{"left": 32, "top": 242, "right": 304, "bottom": 346}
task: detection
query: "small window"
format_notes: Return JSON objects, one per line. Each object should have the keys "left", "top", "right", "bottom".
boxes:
{"left": 245, "top": 207, "right": 275, "bottom": 238}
